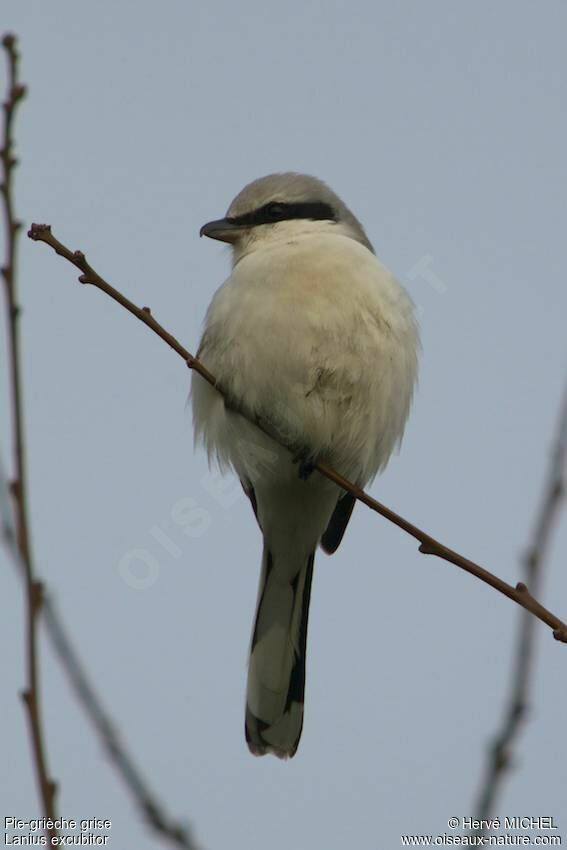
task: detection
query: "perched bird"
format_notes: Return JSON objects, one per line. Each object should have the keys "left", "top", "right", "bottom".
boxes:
{"left": 192, "top": 173, "right": 418, "bottom": 758}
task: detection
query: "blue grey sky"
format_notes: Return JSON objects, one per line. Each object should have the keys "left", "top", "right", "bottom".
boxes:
{"left": 1, "top": 2, "right": 566, "bottom": 848}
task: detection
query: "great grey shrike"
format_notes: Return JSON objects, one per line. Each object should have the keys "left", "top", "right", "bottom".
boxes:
{"left": 192, "top": 173, "right": 419, "bottom": 758}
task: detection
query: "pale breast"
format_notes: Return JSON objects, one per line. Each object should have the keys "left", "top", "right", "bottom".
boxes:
{"left": 193, "top": 232, "right": 418, "bottom": 484}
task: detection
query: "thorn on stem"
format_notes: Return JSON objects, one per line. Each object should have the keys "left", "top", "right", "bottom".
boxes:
{"left": 21, "top": 688, "right": 33, "bottom": 707}
{"left": 47, "top": 778, "right": 58, "bottom": 796}
{"left": 31, "top": 580, "right": 44, "bottom": 612}
{"left": 141, "top": 306, "right": 152, "bottom": 315}
{"left": 511, "top": 701, "right": 527, "bottom": 722}
{"left": 492, "top": 745, "right": 509, "bottom": 772}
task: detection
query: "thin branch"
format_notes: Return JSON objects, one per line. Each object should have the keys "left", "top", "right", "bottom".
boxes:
{"left": 1, "top": 457, "right": 202, "bottom": 850}
{"left": 474, "top": 383, "right": 567, "bottom": 821}
{"left": 1, "top": 35, "right": 58, "bottom": 841}
{"left": 28, "top": 222, "right": 567, "bottom": 645}
{"left": 1, "top": 36, "right": 200, "bottom": 850}
{"left": 1, "top": 36, "right": 198, "bottom": 850}
{"left": 42, "top": 594, "right": 202, "bottom": 849}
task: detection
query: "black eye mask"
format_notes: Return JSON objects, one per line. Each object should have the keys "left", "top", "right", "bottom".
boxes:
{"left": 227, "top": 200, "right": 337, "bottom": 228}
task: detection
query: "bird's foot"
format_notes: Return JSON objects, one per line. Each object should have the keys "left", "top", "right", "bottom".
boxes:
{"left": 292, "top": 449, "right": 317, "bottom": 480}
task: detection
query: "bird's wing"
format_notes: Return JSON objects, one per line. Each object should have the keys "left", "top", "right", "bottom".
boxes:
{"left": 320, "top": 491, "right": 356, "bottom": 554}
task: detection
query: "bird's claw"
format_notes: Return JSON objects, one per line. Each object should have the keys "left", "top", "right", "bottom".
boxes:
{"left": 292, "top": 450, "right": 317, "bottom": 480}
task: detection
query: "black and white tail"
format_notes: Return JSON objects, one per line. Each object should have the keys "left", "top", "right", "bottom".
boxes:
{"left": 245, "top": 545, "right": 314, "bottom": 759}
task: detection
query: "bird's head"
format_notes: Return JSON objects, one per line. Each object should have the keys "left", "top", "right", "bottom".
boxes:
{"left": 200, "top": 172, "right": 374, "bottom": 264}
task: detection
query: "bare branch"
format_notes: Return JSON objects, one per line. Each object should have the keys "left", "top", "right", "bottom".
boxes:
{"left": 1, "top": 34, "right": 58, "bottom": 842}
{"left": 474, "top": 383, "right": 567, "bottom": 821}
{"left": 43, "top": 594, "right": 202, "bottom": 849}
{"left": 28, "top": 222, "right": 567, "bottom": 644}
{"left": 1, "top": 460, "right": 202, "bottom": 850}
{"left": 1, "top": 35, "right": 199, "bottom": 850}
{"left": 1, "top": 34, "right": 200, "bottom": 848}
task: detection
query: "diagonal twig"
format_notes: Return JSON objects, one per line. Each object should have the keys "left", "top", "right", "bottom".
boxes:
{"left": 27, "top": 222, "right": 567, "bottom": 645}
{"left": 1, "top": 452, "right": 202, "bottom": 850}
{"left": 42, "top": 592, "right": 202, "bottom": 849}
{"left": 1, "top": 34, "right": 58, "bottom": 842}
{"left": 474, "top": 383, "right": 567, "bottom": 821}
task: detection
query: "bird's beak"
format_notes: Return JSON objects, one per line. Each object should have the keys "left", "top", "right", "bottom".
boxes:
{"left": 199, "top": 217, "right": 241, "bottom": 243}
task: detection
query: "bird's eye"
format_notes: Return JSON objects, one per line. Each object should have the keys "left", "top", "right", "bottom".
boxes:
{"left": 264, "top": 202, "right": 287, "bottom": 221}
